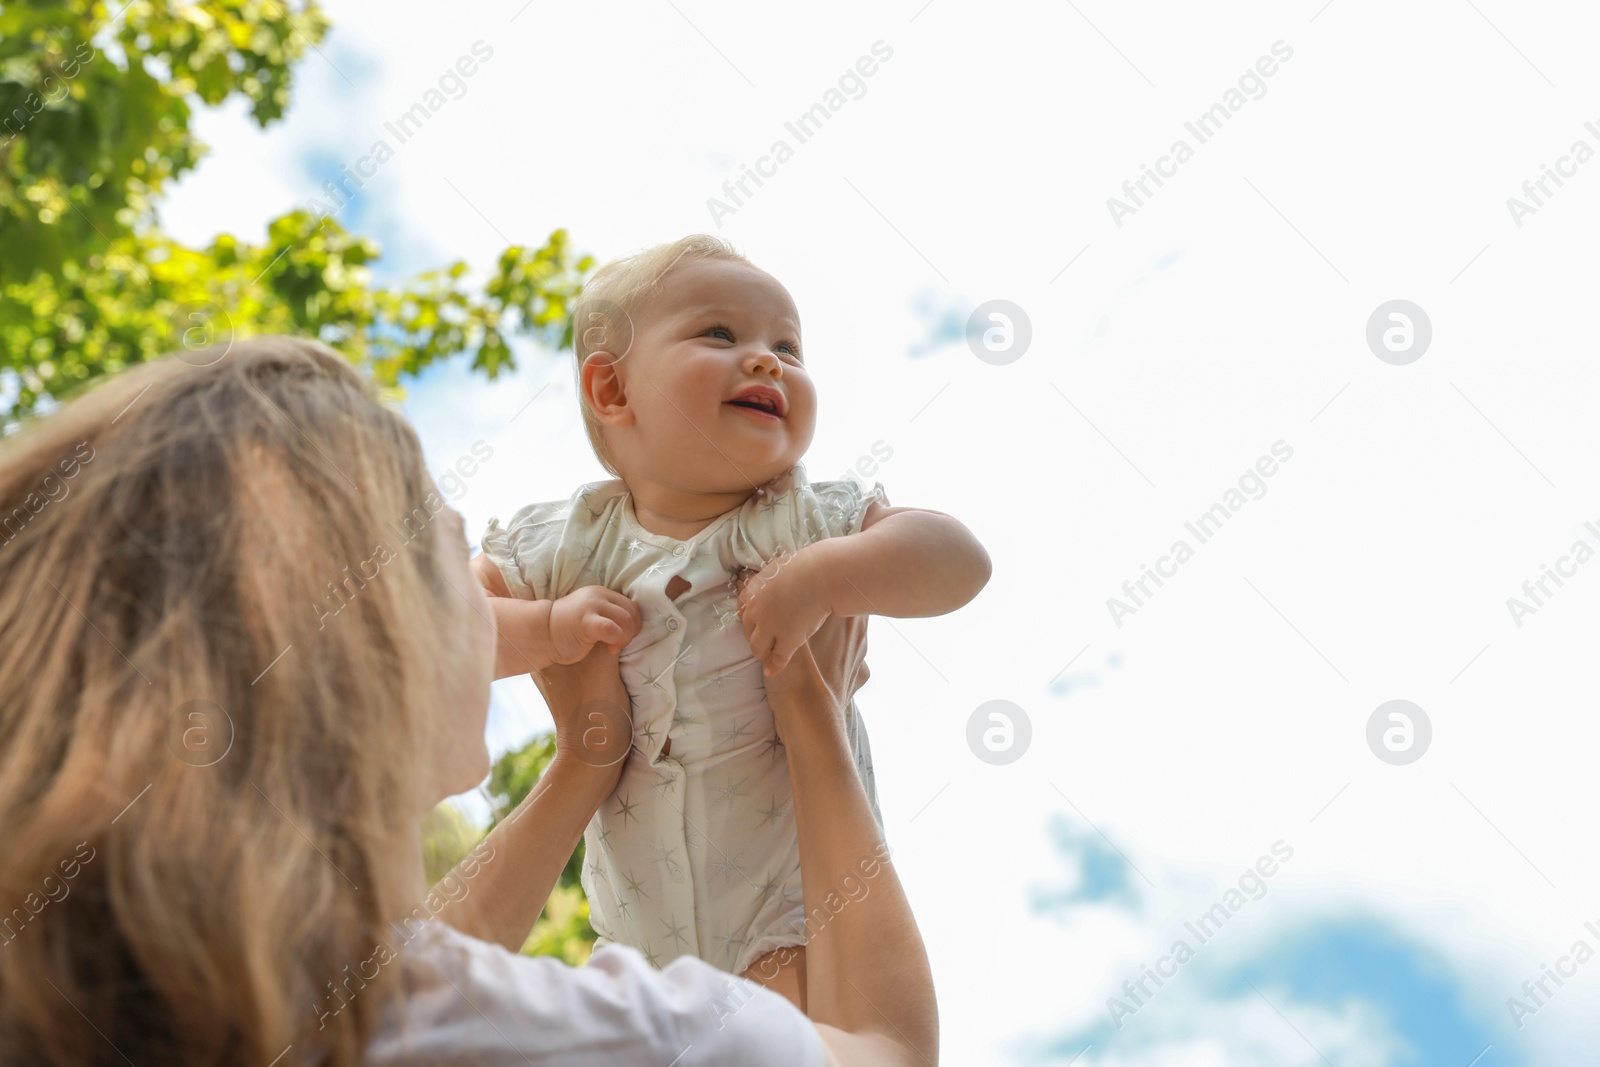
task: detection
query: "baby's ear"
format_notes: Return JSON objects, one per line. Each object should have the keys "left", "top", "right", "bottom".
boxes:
{"left": 581, "top": 353, "right": 631, "bottom": 422}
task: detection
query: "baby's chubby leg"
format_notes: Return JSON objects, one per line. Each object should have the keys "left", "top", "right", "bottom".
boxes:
{"left": 742, "top": 945, "right": 807, "bottom": 1014}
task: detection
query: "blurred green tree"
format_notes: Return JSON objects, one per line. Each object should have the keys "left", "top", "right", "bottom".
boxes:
{"left": 480, "top": 732, "right": 598, "bottom": 965}
{"left": 0, "top": 0, "right": 592, "bottom": 426}
{"left": 423, "top": 733, "right": 598, "bottom": 965}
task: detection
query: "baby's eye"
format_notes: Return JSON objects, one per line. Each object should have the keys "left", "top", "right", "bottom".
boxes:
{"left": 776, "top": 342, "right": 801, "bottom": 361}
{"left": 705, "top": 325, "right": 734, "bottom": 342}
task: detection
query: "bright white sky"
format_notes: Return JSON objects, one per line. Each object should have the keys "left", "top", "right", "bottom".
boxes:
{"left": 163, "top": 1, "right": 1600, "bottom": 1062}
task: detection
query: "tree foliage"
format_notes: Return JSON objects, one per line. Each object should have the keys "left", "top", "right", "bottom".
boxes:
{"left": 1, "top": 0, "right": 592, "bottom": 425}
{"left": 481, "top": 732, "right": 598, "bottom": 964}
{"left": 421, "top": 732, "right": 598, "bottom": 964}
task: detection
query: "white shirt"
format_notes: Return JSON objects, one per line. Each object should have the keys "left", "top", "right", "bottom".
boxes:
{"left": 363, "top": 920, "right": 826, "bottom": 1066}
{"left": 481, "top": 462, "right": 888, "bottom": 975}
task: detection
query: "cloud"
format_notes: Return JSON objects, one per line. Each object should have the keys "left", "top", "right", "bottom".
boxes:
{"left": 1212, "top": 918, "right": 1504, "bottom": 1067}
{"left": 318, "top": 33, "right": 383, "bottom": 93}
{"left": 1023, "top": 824, "right": 1530, "bottom": 1067}
{"left": 904, "top": 285, "right": 970, "bottom": 359}
{"left": 1027, "top": 988, "right": 1406, "bottom": 1067}
{"left": 1048, "top": 650, "right": 1123, "bottom": 699}
{"left": 1029, "top": 813, "right": 1144, "bottom": 914}
{"left": 1022, "top": 916, "right": 1511, "bottom": 1066}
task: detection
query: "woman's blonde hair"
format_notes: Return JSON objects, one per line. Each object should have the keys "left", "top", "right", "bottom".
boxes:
{"left": 0, "top": 337, "right": 455, "bottom": 1066}
{"left": 570, "top": 233, "right": 750, "bottom": 476}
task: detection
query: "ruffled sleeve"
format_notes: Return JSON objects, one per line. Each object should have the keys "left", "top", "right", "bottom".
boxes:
{"left": 799, "top": 474, "right": 891, "bottom": 542}
{"left": 479, "top": 500, "right": 571, "bottom": 602}
{"left": 726, "top": 463, "right": 890, "bottom": 571}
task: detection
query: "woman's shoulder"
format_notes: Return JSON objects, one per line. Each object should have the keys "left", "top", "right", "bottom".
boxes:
{"left": 364, "top": 921, "right": 826, "bottom": 1067}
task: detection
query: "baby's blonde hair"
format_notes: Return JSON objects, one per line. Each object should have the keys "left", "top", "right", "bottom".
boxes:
{"left": 571, "top": 234, "right": 751, "bottom": 477}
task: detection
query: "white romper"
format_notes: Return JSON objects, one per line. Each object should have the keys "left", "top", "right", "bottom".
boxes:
{"left": 480, "top": 461, "right": 888, "bottom": 976}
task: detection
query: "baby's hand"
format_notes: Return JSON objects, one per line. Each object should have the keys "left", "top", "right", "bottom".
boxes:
{"left": 548, "top": 585, "right": 642, "bottom": 665}
{"left": 735, "top": 550, "right": 833, "bottom": 677}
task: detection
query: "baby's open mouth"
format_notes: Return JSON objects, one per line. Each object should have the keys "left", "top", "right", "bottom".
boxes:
{"left": 726, "top": 384, "right": 786, "bottom": 418}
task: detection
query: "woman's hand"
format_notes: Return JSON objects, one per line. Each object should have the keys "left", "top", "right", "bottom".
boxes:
{"left": 739, "top": 568, "right": 870, "bottom": 750}
{"left": 735, "top": 551, "right": 834, "bottom": 678}
{"left": 735, "top": 576, "right": 939, "bottom": 1065}
{"left": 435, "top": 641, "right": 634, "bottom": 953}
{"left": 528, "top": 641, "right": 634, "bottom": 793}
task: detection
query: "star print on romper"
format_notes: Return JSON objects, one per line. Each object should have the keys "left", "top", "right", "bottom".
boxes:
{"left": 713, "top": 930, "right": 748, "bottom": 963}
{"left": 712, "top": 776, "right": 750, "bottom": 807}
{"left": 755, "top": 795, "right": 789, "bottom": 828}
{"left": 661, "top": 914, "right": 691, "bottom": 952}
{"left": 653, "top": 837, "right": 683, "bottom": 879}
{"left": 711, "top": 849, "right": 746, "bottom": 883}
{"left": 714, "top": 715, "right": 754, "bottom": 750}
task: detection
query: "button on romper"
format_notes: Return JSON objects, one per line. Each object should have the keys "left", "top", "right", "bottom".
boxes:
{"left": 481, "top": 461, "right": 887, "bottom": 975}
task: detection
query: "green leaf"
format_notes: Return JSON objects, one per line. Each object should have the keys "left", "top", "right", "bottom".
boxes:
{"left": 2, "top": 2, "right": 594, "bottom": 431}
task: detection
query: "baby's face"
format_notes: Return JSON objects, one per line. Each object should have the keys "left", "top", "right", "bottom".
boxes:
{"left": 618, "top": 257, "right": 816, "bottom": 491}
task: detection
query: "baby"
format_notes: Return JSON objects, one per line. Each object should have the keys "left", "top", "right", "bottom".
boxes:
{"left": 472, "top": 234, "right": 990, "bottom": 1009}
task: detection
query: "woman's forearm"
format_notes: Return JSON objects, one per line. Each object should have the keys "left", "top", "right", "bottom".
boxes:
{"left": 783, "top": 703, "right": 939, "bottom": 1065}
{"left": 432, "top": 756, "right": 614, "bottom": 952}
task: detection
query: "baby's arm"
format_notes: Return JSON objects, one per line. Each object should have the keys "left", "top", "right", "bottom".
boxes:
{"left": 471, "top": 554, "right": 642, "bottom": 679}
{"left": 737, "top": 500, "right": 990, "bottom": 675}
{"left": 808, "top": 500, "right": 990, "bottom": 619}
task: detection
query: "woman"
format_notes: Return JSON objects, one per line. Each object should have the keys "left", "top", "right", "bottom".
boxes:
{"left": 0, "top": 336, "right": 937, "bottom": 1065}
